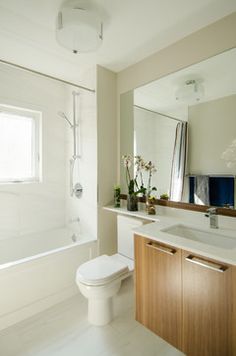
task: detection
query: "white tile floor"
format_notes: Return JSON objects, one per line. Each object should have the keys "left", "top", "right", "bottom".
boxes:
{"left": 0, "top": 278, "right": 184, "bottom": 356}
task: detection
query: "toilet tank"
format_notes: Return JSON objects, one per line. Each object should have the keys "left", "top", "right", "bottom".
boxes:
{"left": 117, "top": 215, "right": 147, "bottom": 260}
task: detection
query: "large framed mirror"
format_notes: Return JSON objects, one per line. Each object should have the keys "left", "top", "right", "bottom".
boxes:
{"left": 120, "top": 48, "right": 236, "bottom": 213}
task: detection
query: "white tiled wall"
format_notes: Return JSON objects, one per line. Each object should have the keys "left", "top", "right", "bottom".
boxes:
{"left": 134, "top": 106, "right": 177, "bottom": 197}
{"left": 0, "top": 64, "right": 66, "bottom": 239}
{"left": 0, "top": 63, "right": 97, "bottom": 241}
{"left": 65, "top": 84, "right": 97, "bottom": 240}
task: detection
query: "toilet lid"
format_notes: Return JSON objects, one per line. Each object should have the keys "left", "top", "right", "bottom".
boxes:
{"left": 76, "top": 255, "right": 129, "bottom": 286}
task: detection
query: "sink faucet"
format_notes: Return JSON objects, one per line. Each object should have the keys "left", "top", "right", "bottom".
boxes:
{"left": 205, "top": 207, "right": 218, "bottom": 229}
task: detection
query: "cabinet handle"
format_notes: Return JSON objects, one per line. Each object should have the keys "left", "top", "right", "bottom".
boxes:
{"left": 146, "top": 242, "right": 176, "bottom": 255}
{"left": 185, "top": 255, "right": 227, "bottom": 272}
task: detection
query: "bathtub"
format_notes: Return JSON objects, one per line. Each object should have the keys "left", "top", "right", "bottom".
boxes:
{"left": 0, "top": 228, "right": 97, "bottom": 331}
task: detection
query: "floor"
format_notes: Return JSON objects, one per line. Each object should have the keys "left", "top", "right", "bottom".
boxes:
{"left": 0, "top": 278, "right": 184, "bottom": 356}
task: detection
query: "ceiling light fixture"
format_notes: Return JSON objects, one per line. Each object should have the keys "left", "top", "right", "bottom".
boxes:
{"left": 56, "top": 0, "right": 103, "bottom": 54}
{"left": 175, "top": 79, "right": 204, "bottom": 103}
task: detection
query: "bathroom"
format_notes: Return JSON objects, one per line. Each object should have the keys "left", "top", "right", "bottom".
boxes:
{"left": 0, "top": 1, "right": 236, "bottom": 355}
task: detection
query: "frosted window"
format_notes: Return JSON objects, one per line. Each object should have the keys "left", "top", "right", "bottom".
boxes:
{"left": 0, "top": 106, "right": 41, "bottom": 183}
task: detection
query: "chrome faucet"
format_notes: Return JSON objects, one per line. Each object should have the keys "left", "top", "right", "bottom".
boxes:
{"left": 205, "top": 207, "right": 218, "bottom": 229}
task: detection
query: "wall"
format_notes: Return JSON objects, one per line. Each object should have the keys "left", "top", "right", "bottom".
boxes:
{"left": 0, "top": 62, "right": 98, "bottom": 244}
{"left": 65, "top": 86, "right": 97, "bottom": 240}
{"left": 134, "top": 107, "right": 177, "bottom": 196}
{"left": 117, "top": 12, "right": 236, "bottom": 94}
{"left": 188, "top": 94, "right": 236, "bottom": 174}
{"left": 120, "top": 91, "right": 134, "bottom": 192}
{"left": 0, "top": 63, "right": 66, "bottom": 239}
{"left": 97, "top": 66, "right": 118, "bottom": 255}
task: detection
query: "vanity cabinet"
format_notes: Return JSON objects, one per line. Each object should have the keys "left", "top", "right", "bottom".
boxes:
{"left": 182, "top": 250, "right": 234, "bottom": 356}
{"left": 135, "top": 234, "right": 182, "bottom": 350}
{"left": 135, "top": 235, "right": 236, "bottom": 356}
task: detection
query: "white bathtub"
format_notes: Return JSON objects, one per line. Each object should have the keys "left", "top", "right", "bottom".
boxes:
{"left": 0, "top": 229, "right": 97, "bottom": 331}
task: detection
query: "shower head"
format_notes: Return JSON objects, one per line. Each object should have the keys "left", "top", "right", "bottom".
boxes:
{"left": 58, "top": 111, "right": 73, "bottom": 128}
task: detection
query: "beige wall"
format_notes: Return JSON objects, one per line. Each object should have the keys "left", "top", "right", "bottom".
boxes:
{"left": 97, "top": 65, "right": 118, "bottom": 255}
{"left": 120, "top": 91, "right": 134, "bottom": 192}
{"left": 117, "top": 12, "right": 236, "bottom": 94}
{"left": 188, "top": 94, "right": 236, "bottom": 175}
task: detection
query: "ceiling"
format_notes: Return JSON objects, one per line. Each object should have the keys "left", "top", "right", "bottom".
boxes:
{"left": 0, "top": 0, "right": 235, "bottom": 84}
{"left": 134, "top": 48, "right": 236, "bottom": 120}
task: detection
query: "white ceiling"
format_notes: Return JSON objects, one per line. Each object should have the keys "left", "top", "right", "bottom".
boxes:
{"left": 134, "top": 48, "right": 236, "bottom": 120}
{"left": 0, "top": 0, "right": 235, "bottom": 84}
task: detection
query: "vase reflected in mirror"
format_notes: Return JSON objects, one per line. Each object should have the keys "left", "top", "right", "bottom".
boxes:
{"left": 146, "top": 197, "right": 156, "bottom": 215}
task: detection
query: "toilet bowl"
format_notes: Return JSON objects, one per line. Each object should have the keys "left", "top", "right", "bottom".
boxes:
{"left": 76, "top": 253, "right": 133, "bottom": 326}
{"left": 76, "top": 215, "right": 146, "bottom": 326}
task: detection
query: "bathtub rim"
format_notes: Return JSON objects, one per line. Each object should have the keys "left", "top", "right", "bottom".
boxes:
{"left": 0, "top": 237, "right": 97, "bottom": 271}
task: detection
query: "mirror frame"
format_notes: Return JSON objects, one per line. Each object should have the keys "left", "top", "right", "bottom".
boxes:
{"left": 120, "top": 194, "right": 236, "bottom": 217}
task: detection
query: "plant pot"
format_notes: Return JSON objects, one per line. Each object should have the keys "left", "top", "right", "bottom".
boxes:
{"left": 127, "top": 194, "right": 138, "bottom": 211}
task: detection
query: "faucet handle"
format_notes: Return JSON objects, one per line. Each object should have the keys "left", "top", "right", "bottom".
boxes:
{"left": 205, "top": 207, "right": 217, "bottom": 218}
{"left": 206, "top": 207, "right": 217, "bottom": 214}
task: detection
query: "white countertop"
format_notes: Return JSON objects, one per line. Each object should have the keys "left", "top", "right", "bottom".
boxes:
{"left": 133, "top": 217, "right": 236, "bottom": 266}
{"left": 104, "top": 205, "right": 236, "bottom": 266}
{"left": 103, "top": 205, "right": 160, "bottom": 222}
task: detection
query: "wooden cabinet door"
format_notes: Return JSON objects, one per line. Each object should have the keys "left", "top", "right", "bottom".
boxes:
{"left": 182, "top": 250, "right": 233, "bottom": 356}
{"left": 135, "top": 235, "right": 182, "bottom": 350}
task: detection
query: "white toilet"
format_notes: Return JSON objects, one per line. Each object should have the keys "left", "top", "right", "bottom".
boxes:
{"left": 76, "top": 215, "right": 145, "bottom": 326}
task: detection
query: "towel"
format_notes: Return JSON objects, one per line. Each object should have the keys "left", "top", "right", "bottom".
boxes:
{"left": 194, "top": 175, "right": 210, "bottom": 205}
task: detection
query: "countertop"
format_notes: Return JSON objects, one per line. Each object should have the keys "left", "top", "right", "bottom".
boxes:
{"left": 103, "top": 205, "right": 160, "bottom": 222}
{"left": 104, "top": 205, "right": 236, "bottom": 266}
{"left": 133, "top": 217, "right": 236, "bottom": 266}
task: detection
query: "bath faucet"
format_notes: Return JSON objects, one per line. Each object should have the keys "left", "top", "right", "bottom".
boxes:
{"left": 205, "top": 207, "right": 218, "bottom": 229}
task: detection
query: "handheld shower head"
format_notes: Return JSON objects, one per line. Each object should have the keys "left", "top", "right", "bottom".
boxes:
{"left": 58, "top": 111, "right": 73, "bottom": 128}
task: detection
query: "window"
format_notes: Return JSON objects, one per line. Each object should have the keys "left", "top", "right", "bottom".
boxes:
{"left": 0, "top": 104, "right": 41, "bottom": 183}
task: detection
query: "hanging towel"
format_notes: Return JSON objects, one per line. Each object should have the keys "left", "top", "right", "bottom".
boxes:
{"left": 194, "top": 175, "right": 210, "bottom": 205}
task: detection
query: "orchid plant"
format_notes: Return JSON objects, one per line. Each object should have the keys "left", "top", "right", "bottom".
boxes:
{"left": 122, "top": 155, "right": 157, "bottom": 197}
{"left": 122, "top": 155, "right": 144, "bottom": 196}
{"left": 144, "top": 160, "right": 157, "bottom": 198}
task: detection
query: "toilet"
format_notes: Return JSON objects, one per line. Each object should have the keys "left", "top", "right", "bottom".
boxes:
{"left": 76, "top": 215, "right": 145, "bottom": 326}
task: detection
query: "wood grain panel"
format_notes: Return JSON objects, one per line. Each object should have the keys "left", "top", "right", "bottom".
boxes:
{"left": 182, "top": 250, "right": 233, "bottom": 356}
{"left": 232, "top": 266, "right": 236, "bottom": 356}
{"left": 120, "top": 194, "right": 236, "bottom": 217}
{"left": 135, "top": 235, "right": 182, "bottom": 350}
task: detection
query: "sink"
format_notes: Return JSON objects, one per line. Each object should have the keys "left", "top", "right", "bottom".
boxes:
{"left": 162, "top": 224, "right": 236, "bottom": 249}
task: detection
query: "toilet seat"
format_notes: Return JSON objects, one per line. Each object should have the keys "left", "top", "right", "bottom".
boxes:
{"left": 76, "top": 254, "right": 130, "bottom": 286}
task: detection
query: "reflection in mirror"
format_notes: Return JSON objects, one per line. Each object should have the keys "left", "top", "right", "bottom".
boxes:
{"left": 120, "top": 48, "right": 236, "bottom": 208}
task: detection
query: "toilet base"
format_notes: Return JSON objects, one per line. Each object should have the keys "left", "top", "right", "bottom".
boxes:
{"left": 88, "top": 297, "right": 113, "bottom": 326}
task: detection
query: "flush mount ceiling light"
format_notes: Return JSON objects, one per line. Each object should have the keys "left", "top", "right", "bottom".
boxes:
{"left": 56, "top": 0, "right": 103, "bottom": 53}
{"left": 175, "top": 79, "right": 204, "bottom": 103}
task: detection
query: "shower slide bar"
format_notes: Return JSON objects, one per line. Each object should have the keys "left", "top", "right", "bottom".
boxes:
{"left": 58, "top": 91, "right": 83, "bottom": 198}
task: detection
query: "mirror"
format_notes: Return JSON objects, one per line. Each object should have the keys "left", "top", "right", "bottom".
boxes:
{"left": 120, "top": 48, "right": 236, "bottom": 209}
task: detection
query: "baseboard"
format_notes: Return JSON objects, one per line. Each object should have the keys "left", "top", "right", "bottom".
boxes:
{"left": 0, "top": 285, "right": 80, "bottom": 331}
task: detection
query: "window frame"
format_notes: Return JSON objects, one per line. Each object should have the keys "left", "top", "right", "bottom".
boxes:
{"left": 0, "top": 104, "right": 42, "bottom": 184}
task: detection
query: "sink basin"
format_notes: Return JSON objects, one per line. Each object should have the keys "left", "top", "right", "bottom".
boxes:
{"left": 162, "top": 224, "right": 236, "bottom": 249}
